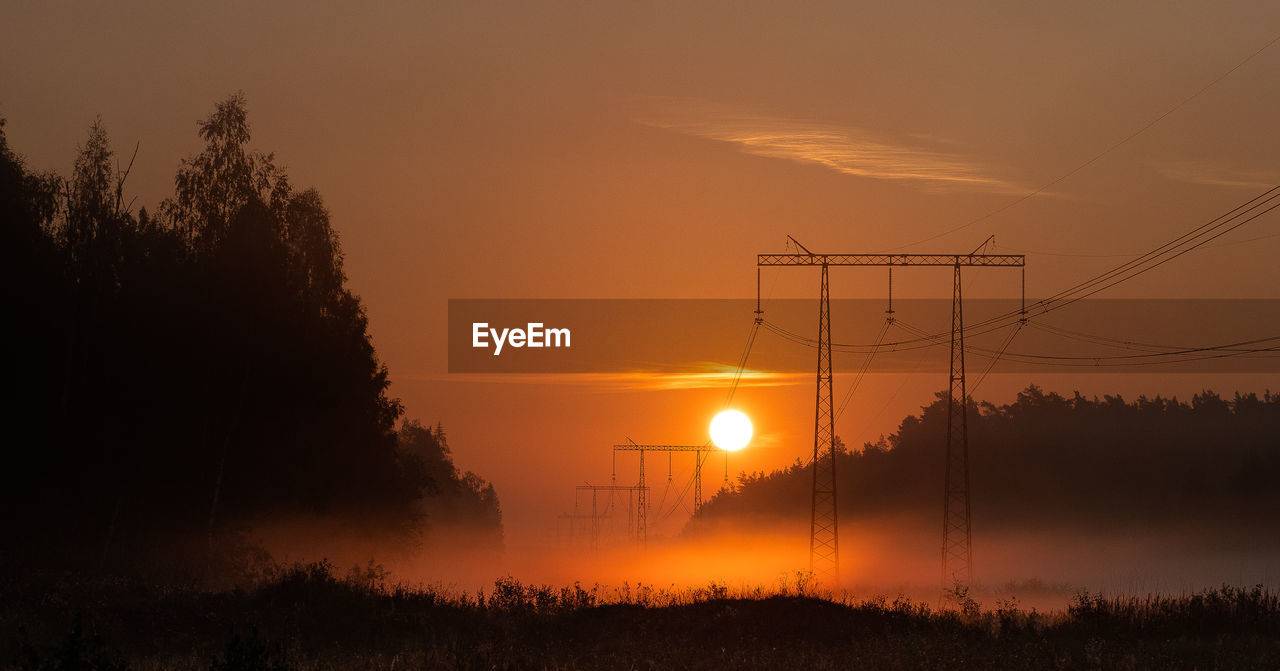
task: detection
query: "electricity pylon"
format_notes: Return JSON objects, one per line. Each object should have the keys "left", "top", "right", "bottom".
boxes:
{"left": 612, "top": 442, "right": 717, "bottom": 545}
{"left": 557, "top": 513, "right": 603, "bottom": 547}
{"left": 758, "top": 237, "right": 1024, "bottom": 588}
{"left": 575, "top": 483, "right": 649, "bottom": 548}
{"left": 942, "top": 263, "right": 972, "bottom": 588}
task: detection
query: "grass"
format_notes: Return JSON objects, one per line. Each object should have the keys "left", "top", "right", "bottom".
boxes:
{"left": 5, "top": 562, "right": 1280, "bottom": 670}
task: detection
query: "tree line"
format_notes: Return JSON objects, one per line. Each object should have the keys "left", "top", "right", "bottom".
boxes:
{"left": 701, "top": 385, "right": 1280, "bottom": 539}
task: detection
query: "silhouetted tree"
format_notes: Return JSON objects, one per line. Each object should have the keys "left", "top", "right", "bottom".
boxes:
{"left": 0, "top": 97, "right": 499, "bottom": 579}
{"left": 398, "top": 419, "right": 504, "bottom": 551}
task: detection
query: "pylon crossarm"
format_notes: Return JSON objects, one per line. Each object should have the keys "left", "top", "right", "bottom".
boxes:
{"left": 758, "top": 253, "right": 1024, "bottom": 267}
{"left": 612, "top": 444, "right": 710, "bottom": 451}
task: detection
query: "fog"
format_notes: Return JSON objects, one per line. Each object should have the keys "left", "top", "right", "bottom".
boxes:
{"left": 236, "top": 507, "right": 1278, "bottom": 614}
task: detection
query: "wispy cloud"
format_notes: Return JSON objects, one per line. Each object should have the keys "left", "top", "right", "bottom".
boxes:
{"left": 1153, "top": 161, "right": 1280, "bottom": 191}
{"left": 601, "top": 365, "right": 808, "bottom": 392}
{"left": 635, "top": 98, "right": 1022, "bottom": 193}
{"left": 409, "top": 364, "right": 807, "bottom": 392}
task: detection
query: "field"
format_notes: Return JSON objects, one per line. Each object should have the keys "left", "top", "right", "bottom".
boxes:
{"left": 5, "top": 563, "right": 1280, "bottom": 670}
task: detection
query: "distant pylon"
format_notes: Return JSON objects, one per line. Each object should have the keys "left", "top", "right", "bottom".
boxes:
{"left": 941, "top": 263, "right": 973, "bottom": 590}
{"left": 612, "top": 443, "right": 715, "bottom": 547}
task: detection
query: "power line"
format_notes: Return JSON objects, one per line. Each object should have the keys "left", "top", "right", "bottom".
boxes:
{"left": 970, "top": 322, "right": 1024, "bottom": 394}
{"left": 833, "top": 318, "right": 892, "bottom": 422}
{"left": 811, "top": 185, "right": 1280, "bottom": 349}
{"left": 764, "top": 313, "right": 1280, "bottom": 369}
{"left": 1024, "top": 320, "right": 1266, "bottom": 354}
{"left": 996, "top": 228, "right": 1280, "bottom": 258}
{"left": 724, "top": 319, "right": 761, "bottom": 407}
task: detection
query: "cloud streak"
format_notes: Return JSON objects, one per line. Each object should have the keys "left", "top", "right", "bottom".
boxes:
{"left": 1153, "top": 161, "right": 1280, "bottom": 191}
{"left": 410, "top": 365, "right": 808, "bottom": 392}
{"left": 636, "top": 99, "right": 1022, "bottom": 193}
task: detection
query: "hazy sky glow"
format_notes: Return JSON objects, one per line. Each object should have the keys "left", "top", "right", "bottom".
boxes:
{"left": 4, "top": 1, "right": 1279, "bottom": 548}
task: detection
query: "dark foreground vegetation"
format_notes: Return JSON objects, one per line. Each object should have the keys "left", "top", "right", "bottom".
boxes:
{"left": 0, "top": 98, "right": 501, "bottom": 578}
{"left": 5, "top": 563, "right": 1279, "bottom": 670}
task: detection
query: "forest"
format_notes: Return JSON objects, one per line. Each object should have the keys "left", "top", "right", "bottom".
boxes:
{"left": 701, "top": 385, "right": 1280, "bottom": 540}
{"left": 0, "top": 96, "right": 501, "bottom": 581}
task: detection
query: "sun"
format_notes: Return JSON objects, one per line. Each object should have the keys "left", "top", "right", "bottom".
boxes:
{"left": 710, "top": 409, "right": 753, "bottom": 451}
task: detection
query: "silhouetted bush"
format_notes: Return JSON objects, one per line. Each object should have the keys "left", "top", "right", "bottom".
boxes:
{"left": 8, "top": 572, "right": 1280, "bottom": 670}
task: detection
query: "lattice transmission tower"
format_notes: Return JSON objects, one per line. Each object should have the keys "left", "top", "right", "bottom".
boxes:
{"left": 758, "top": 237, "right": 1024, "bottom": 588}
{"left": 612, "top": 441, "right": 720, "bottom": 545}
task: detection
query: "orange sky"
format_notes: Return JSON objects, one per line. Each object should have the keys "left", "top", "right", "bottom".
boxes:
{"left": 4, "top": 2, "right": 1280, "bottom": 553}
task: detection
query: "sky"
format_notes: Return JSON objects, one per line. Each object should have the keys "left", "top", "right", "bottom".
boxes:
{"left": 4, "top": 1, "right": 1280, "bottom": 552}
